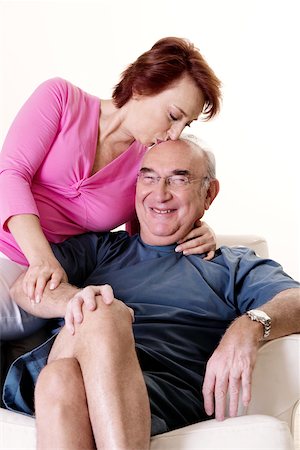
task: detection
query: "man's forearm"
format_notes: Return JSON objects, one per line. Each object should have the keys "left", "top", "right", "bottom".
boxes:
{"left": 220, "top": 287, "right": 300, "bottom": 348}
{"left": 248, "top": 288, "right": 300, "bottom": 340}
{"left": 202, "top": 287, "right": 300, "bottom": 420}
{"left": 10, "top": 273, "right": 79, "bottom": 319}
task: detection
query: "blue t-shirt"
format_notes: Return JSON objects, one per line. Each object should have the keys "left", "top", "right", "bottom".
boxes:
{"left": 52, "top": 231, "right": 298, "bottom": 390}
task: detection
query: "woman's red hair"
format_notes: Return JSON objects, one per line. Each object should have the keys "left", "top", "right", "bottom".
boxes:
{"left": 112, "top": 37, "right": 221, "bottom": 120}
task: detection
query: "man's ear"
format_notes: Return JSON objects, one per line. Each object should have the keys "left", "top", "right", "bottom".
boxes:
{"left": 204, "top": 179, "right": 220, "bottom": 210}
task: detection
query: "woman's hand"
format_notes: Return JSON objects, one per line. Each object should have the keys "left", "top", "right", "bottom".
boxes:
{"left": 175, "top": 220, "right": 217, "bottom": 260}
{"left": 64, "top": 284, "right": 134, "bottom": 335}
{"left": 23, "top": 256, "right": 68, "bottom": 303}
{"left": 7, "top": 214, "right": 68, "bottom": 301}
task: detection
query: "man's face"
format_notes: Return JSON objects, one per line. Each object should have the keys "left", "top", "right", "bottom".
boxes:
{"left": 135, "top": 140, "right": 216, "bottom": 246}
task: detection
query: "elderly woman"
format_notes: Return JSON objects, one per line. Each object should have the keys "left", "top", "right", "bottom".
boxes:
{"left": 0, "top": 36, "right": 221, "bottom": 339}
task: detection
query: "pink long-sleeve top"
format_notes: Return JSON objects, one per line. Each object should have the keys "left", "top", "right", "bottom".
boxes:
{"left": 0, "top": 78, "right": 147, "bottom": 265}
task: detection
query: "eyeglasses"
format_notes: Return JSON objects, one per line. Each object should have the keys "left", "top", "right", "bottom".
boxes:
{"left": 137, "top": 171, "right": 209, "bottom": 190}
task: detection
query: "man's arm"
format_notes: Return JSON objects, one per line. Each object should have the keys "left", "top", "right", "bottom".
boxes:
{"left": 202, "top": 288, "right": 300, "bottom": 421}
{"left": 10, "top": 274, "right": 118, "bottom": 334}
{"left": 10, "top": 272, "right": 79, "bottom": 319}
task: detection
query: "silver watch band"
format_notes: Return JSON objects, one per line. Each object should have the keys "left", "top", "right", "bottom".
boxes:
{"left": 246, "top": 309, "right": 271, "bottom": 339}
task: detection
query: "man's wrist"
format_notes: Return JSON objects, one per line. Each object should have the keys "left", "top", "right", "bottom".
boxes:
{"left": 223, "top": 315, "right": 263, "bottom": 345}
{"left": 29, "top": 284, "right": 79, "bottom": 318}
{"left": 246, "top": 309, "right": 272, "bottom": 340}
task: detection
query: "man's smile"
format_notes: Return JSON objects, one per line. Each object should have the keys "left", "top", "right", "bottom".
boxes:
{"left": 150, "top": 207, "right": 175, "bottom": 215}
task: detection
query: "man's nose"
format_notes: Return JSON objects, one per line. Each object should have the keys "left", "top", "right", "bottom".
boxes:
{"left": 151, "top": 179, "right": 172, "bottom": 201}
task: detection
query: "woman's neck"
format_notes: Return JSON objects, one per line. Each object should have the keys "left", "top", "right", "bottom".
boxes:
{"left": 91, "top": 99, "right": 135, "bottom": 173}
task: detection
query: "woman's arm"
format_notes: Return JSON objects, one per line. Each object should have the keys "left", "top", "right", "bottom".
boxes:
{"left": 7, "top": 214, "right": 67, "bottom": 302}
{"left": 0, "top": 79, "right": 69, "bottom": 300}
{"left": 0, "top": 79, "right": 66, "bottom": 231}
{"left": 125, "top": 212, "right": 140, "bottom": 236}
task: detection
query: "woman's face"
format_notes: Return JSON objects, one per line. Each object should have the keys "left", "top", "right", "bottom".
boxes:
{"left": 126, "top": 75, "right": 205, "bottom": 147}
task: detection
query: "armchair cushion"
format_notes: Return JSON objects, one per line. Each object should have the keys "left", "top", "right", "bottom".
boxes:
{"left": 0, "top": 410, "right": 294, "bottom": 450}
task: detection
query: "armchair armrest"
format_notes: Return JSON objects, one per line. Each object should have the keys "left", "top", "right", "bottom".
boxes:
{"left": 216, "top": 234, "right": 269, "bottom": 258}
{"left": 245, "top": 333, "right": 300, "bottom": 433}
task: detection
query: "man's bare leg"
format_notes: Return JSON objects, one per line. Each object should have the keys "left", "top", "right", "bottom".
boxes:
{"left": 35, "top": 358, "right": 95, "bottom": 449}
{"left": 37, "top": 298, "right": 151, "bottom": 450}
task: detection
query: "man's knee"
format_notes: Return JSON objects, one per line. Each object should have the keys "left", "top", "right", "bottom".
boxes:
{"left": 49, "top": 299, "right": 135, "bottom": 363}
{"left": 74, "top": 298, "right": 134, "bottom": 346}
{"left": 35, "top": 358, "right": 82, "bottom": 405}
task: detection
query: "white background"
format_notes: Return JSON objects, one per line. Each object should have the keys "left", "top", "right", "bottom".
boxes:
{"left": 0, "top": 0, "right": 299, "bottom": 279}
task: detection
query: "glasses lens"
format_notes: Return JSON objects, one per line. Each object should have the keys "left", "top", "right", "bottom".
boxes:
{"left": 168, "top": 175, "right": 189, "bottom": 188}
{"left": 138, "top": 173, "right": 157, "bottom": 185}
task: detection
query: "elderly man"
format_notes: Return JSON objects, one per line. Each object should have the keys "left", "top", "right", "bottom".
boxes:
{"left": 4, "top": 137, "right": 300, "bottom": 450}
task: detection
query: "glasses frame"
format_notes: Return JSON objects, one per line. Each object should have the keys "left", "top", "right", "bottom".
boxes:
{"left": 137, "top": 171, "right": 210, "bottom": 191}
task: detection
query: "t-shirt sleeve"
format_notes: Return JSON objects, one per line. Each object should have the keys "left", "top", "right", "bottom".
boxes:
{"left": 0, "top": 78, "right": 68, "bottom": 231}
{"left": 225, "top": 247, "right": 300, "bottom": 313}
{"left": 51, "top": 231, "right": 129, "bottom": 288}
{"left": 51, "top": 233, "right": 103, "bottom": 287}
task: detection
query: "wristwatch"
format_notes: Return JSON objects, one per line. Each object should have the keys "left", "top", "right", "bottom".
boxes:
{"left": 246, "top": 309, "right": 271, "bottom": 339}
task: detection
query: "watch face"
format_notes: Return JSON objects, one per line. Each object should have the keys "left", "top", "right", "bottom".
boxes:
{"left": 251, "top": 309, "right": 270, "bottom": 321}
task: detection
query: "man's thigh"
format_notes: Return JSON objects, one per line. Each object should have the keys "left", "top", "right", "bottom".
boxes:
{"left": 47, "top": 325, "right": 75, "bottom": 363}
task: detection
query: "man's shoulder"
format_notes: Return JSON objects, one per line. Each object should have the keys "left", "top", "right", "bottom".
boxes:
{"left": 214, "top": 245, "right": 258, "bottom": 261}
{"left": 50, "top": 230, "right": 128, "bottom": 258}
{"left": 92, "top": 230, "right": 137, "bottom": 258}
{"left": 101, "top": 230, "right": 131, "bottom": 246}
{"left": 212, "top": 245, "right": 277, "bottom": 273}
{"left": 77, "top": 230, "right": 131, "bottom": 250}
{"left": 214, "top": 245, "right": 298, "bottom": 285}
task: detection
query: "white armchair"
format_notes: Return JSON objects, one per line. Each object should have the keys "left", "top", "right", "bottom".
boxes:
{"left": 1, "top": 235, "right": 299, "bottom": 450}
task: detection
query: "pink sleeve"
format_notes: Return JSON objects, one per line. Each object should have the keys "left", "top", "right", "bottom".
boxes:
{"left": 125, "top": 212, "right": 140, "bottom": 236}
{"left": 0, "top": 78, "right": 66, "bottom": 231}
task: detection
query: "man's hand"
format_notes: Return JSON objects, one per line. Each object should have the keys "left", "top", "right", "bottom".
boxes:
{"left": 202, "top": 316, "right": 262, "bottom": 421}
{"left": 65, "top": 284, "right": 135, "bottom": 335}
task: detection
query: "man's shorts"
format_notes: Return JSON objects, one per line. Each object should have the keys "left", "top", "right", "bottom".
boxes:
{"left": 3, "top": 329, "right": 206, "bottom": 436}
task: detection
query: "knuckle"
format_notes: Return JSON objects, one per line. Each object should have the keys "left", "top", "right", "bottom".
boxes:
{"left": 229, "top": 386, "right": 240, "bottom": 396}
{"left": 26, "top": 272, "right": 36, "bottom": 281}
{"left": 215, "top": 389, "right": 226, "bottom": 400}
{"left": 202, "top": 386, "right": 213, "bottom": 395}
